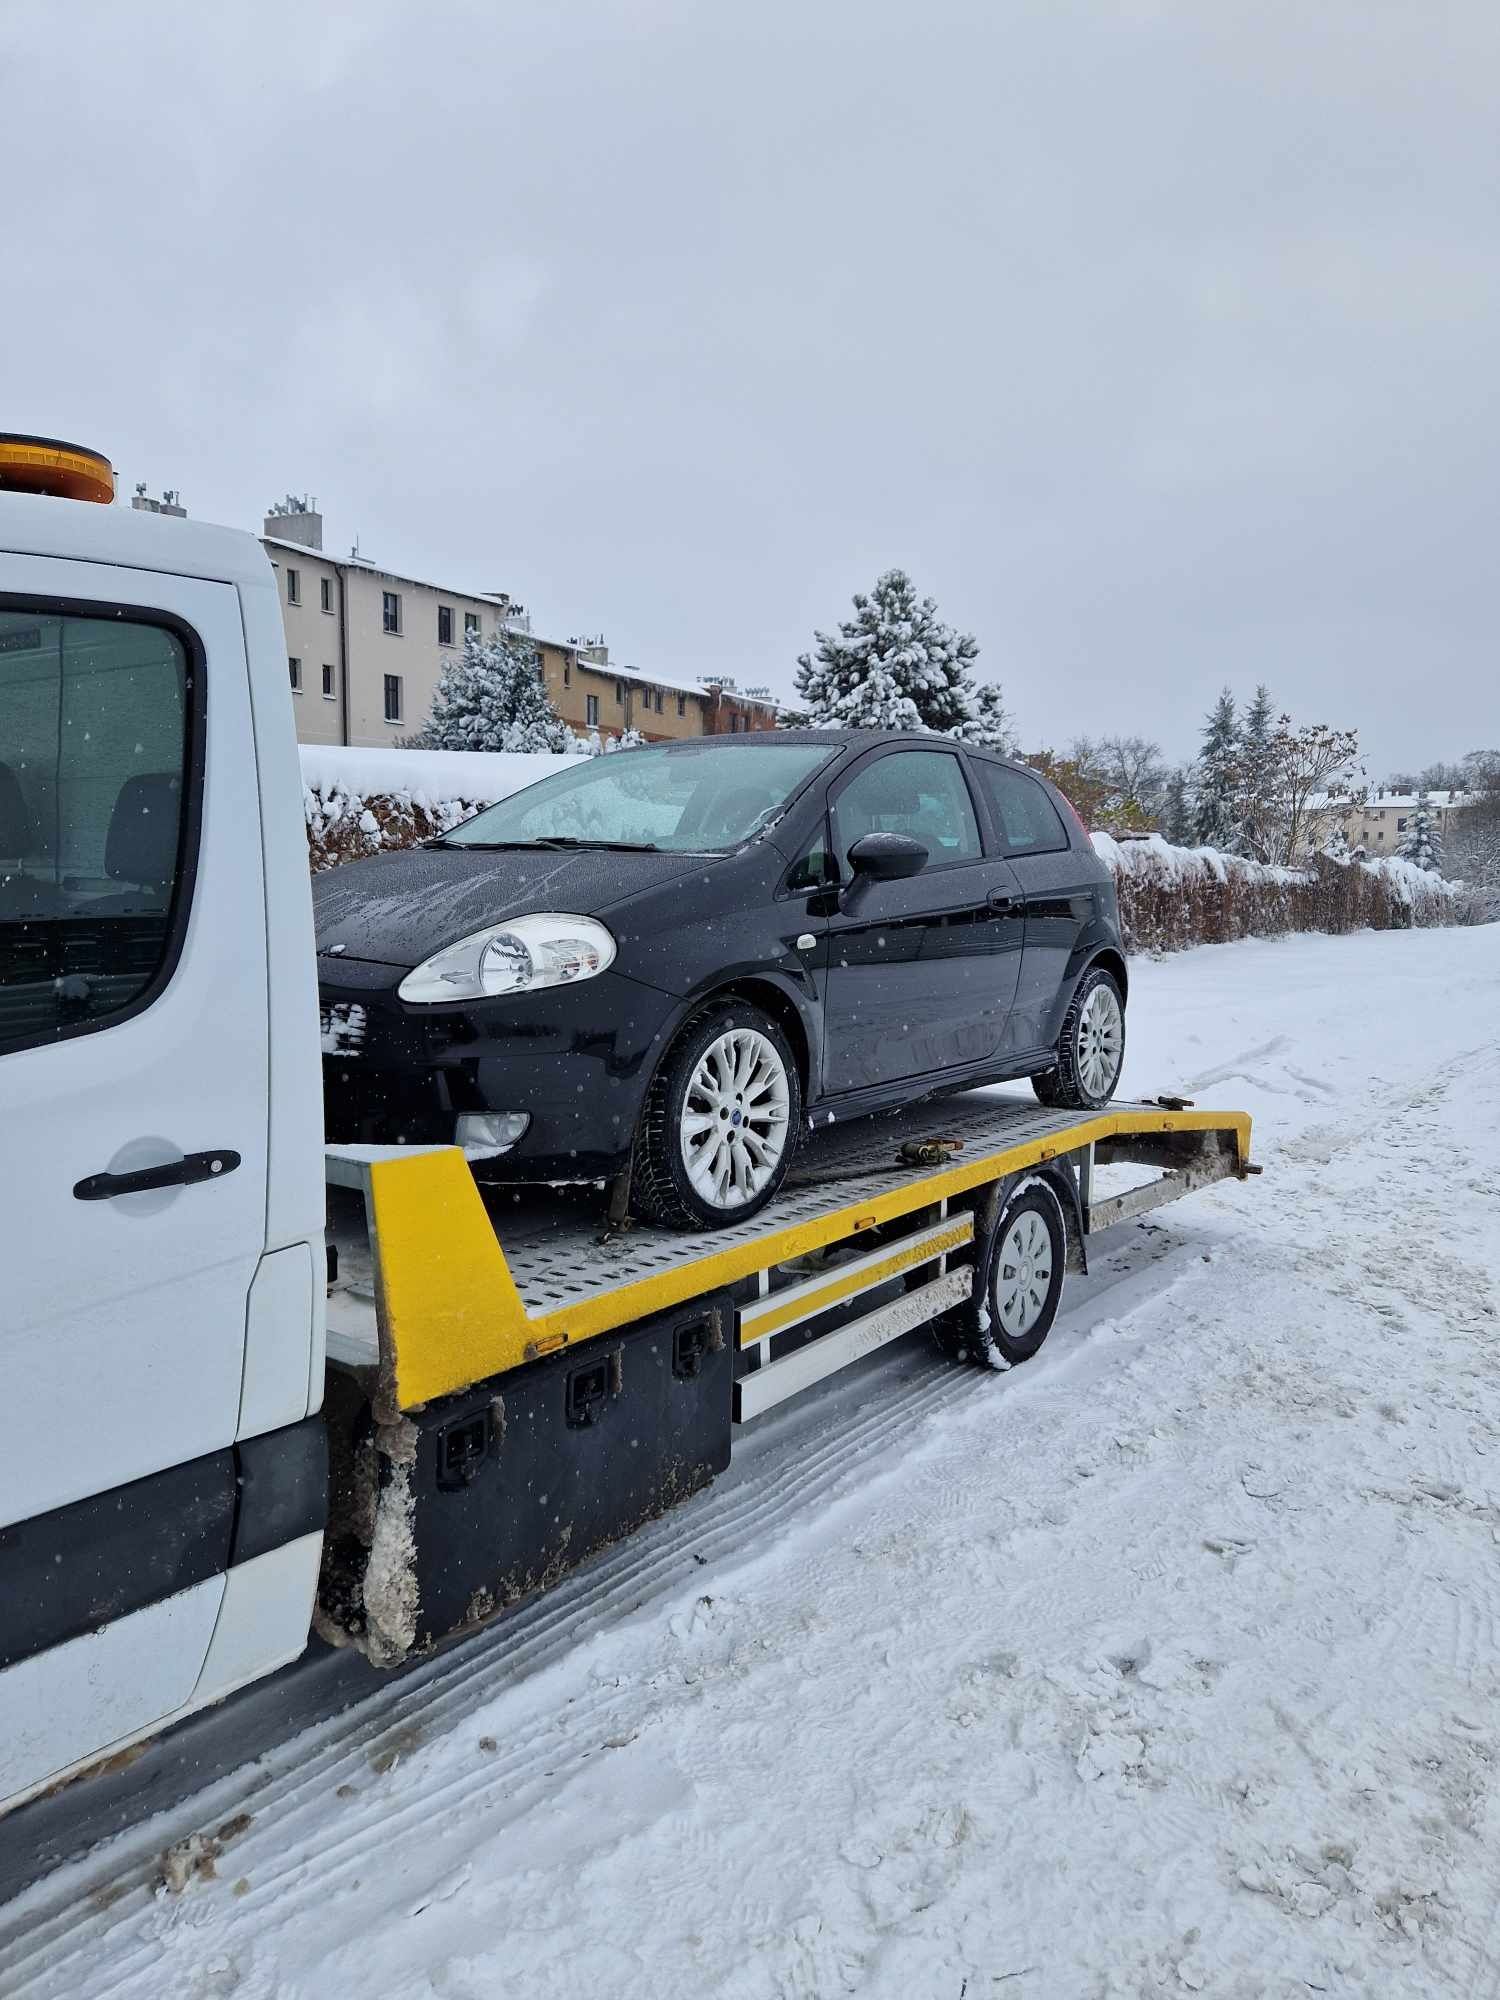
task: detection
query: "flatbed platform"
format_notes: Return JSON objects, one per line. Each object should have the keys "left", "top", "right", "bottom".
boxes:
{"left": 325, "top": 1089, "right": 1252, "bottom": 1412}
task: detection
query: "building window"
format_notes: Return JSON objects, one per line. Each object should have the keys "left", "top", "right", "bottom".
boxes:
{"left": 1396, "top": 817, "right": 1408, "bottom": 831}
{"left": 438, "top": 604, "right": 455, "bottom": 646}
{"left": 677, "top": 693, "right": 686, "bottom": 718}
{"left": 286, "top": 567, "right": 300, "bottom": 605}
{"left": 322, "top": 663, "right": 336, "bottom": 700}
{"left": 564, "top": 661, "right": 571, "bottom": 686}
{"left": 288, "top": 655, "right": 302, "bottom": 691}
{"left": 382, "top": 591, "right": 401, "bottom": 635}
{"left": 586, "top": 693, "right": 600, "bottom": 727}
{"left": 383, "top": 674, "right": 402, "bottom": 724}
{"left": 320, "top": 576, "right": 334, "bottom": 614}
{"left": 464, "top": 611, "right": 480, "bottom": 637}
{"left": 615, "top": 680, "right": 624, "bottom": 706}
{"left": 655, "top": 689, "right": 664, "bottom": 714}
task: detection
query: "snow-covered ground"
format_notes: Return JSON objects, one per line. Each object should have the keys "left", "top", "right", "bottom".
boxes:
{"left": 3, "top": 924, "right": 1499, "bottom": 1999}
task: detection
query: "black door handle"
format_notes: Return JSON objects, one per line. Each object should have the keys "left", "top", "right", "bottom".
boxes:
{"left": 74, "top": 1150, "right": 242, "bottom": 1202}
{"left": 988, "top": 890, "right": 1020, "bottom": 913}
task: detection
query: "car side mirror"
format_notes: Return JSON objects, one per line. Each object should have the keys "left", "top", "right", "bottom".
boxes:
{"left": 839, "top": 831, "right": 928, "bottom": 913}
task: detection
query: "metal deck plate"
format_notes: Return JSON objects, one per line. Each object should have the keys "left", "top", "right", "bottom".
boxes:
{"left": 490, "top": 1091, "right": 1120, "bottom": 1318}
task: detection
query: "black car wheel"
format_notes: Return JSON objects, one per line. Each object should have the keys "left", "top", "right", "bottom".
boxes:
{"left": 1031, "top": 965, "right": 1126, "bottom": 1111}
{"left": 633, "top": 1001, "right": 802, "bottom": 1229}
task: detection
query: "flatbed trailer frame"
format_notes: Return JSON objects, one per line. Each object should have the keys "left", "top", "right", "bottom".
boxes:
{"left": 318, "top": 1090, "right": 1253, "bottom": 1666}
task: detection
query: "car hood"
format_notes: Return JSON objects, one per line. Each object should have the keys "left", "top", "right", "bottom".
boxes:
{"left": 312, "top": 844, "right": 716, "bottom": 969}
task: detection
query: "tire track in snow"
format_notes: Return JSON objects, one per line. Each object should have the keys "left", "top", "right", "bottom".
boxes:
{"left": 0, "top": 1235, "right": 1198, "bottom": 1995}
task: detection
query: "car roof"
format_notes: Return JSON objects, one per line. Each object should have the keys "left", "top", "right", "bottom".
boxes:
{"left": 699, "top": 727, "right": 983, "bottom": 753}
{"left": 701, "top": 727, "right": 1032, "bottom": 771}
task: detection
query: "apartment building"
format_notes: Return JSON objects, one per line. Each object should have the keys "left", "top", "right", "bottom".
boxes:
{"left": 536, "top": 635, "right": 709, "bottom": 743}
{"left": 1342, "top": 790, "right": 1465, "bottom": 853}
{"left": 259, "top": 496, "right": 719, "bottom": 748}
{"left": 128, "top": 488, "right": 780, "bottom": 746}
{"left": 701, "top": 678, "right": 781, "bottom": 734}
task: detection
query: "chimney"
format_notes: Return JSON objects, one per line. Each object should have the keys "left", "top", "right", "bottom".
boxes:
{"left": 264, "top": 493, "right": 323, "bottom": 550}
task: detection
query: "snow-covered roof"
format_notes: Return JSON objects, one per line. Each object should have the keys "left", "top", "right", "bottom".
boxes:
{"left": 523, "top": 633, "right": 781, "bottom": 706}
{"left": 1356, "top": 791, "right": 1464, "bottom": 811}
{"left": 261, "top": 536, "right": 512, "bottom": 609}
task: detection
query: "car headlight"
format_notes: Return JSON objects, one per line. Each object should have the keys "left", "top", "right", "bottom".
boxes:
{"left": 397, "top": 913, "right": 617, "bottom": 1004}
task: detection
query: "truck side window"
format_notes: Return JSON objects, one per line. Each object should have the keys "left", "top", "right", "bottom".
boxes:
{"left": 0, "top": 607, "right": 195, "bottom": 1055}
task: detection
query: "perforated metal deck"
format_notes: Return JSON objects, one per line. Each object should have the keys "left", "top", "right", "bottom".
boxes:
{"left": 493, "top": 1092, "right": 1106, "bottom": 1315}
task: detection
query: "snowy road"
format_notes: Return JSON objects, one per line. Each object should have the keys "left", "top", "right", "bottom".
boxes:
{"left": 3, "top": 924, "right": 1499, "bottom": 1999}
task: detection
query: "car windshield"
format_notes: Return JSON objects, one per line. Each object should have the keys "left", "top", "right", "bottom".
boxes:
{"left": 439, "top": 741, "right": 835, "bottom": 853}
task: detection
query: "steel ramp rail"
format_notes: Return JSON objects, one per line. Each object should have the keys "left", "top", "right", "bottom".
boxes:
{"left": 325, "top": 1091, "right": 1252, "bottom": 1413}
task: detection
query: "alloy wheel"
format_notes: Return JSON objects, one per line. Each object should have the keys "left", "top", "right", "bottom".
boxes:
{"left": 679, "top": 1027, "right": 792, "bottom": 1210}
{"left": 1076, "top": 982, "right": 1124, "bottom": 1099}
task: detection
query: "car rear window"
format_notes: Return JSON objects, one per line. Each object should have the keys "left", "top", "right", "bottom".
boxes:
{"left": 976, "top": 762, "right": 1070, "bottom": 855}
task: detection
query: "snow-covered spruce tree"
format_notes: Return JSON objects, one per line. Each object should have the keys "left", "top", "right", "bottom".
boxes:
{"left": 1193, "top": 688, "right": 1241, "bottom": 849}
{"left": 794, "top": 570, "right": 978, "bottom": 733}
{"left": 1398, "top": 787, "right": 1442, "bottom": 871}
{"left": 1162, "top": 767, "right": 1192, "bottom": 845}
{"left": 953, "top": 681, "right": 1015, "bottom": 752}
{"left": 421, "top": 628, "right": 571, "bottom": 753}
{"left": 1237, "top": 683, "right": 1277, "bottom": 860}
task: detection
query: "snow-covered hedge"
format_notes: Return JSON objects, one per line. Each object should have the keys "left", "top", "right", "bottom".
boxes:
{"left": 301, "top": 745, "right": 582, "bottom": 871}
{"left": 1094, "top": 831, "right": 1469, "bottom": 953}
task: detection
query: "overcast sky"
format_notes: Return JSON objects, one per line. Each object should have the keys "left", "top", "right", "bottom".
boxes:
{"left": 4, "top": 0, "right": 1496, "bottom": 776}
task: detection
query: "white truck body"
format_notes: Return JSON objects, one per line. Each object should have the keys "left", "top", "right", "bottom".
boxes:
{"left": 0, "top": 495, "right": 324, "bottom": 1809}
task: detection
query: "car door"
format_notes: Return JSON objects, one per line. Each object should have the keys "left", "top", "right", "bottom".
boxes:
{"left": 971, "top": 759, "right": 1097, "bottom": 1053}
{"left": 819, "top": 746, "right": 1024, "bottom": 1094}
{"left": 0, "top": 564, "right": 269, "bottom": 1805}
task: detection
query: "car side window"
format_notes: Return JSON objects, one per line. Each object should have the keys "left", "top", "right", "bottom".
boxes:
{"left": 0, "top": 606, "right": 195, "bottom": 1056}
{"left": 831, "top": 751, "right": 981, "bottom": 871}
{"left": 976, "top": 762, "right": 1069, "bottom": 856}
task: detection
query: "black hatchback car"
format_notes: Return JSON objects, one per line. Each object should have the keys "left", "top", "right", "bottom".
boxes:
{"left": 316, "top": 731, "right": 1127, "bottom": 1227}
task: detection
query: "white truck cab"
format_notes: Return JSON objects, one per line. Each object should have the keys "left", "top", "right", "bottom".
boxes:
{"left": 0, "top": 451, "right": 326, "bottom": 1812}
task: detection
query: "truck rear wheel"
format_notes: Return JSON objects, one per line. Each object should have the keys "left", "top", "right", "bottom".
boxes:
{"left": 933, "top": 1180, "right": 1067, "bottom": 1369}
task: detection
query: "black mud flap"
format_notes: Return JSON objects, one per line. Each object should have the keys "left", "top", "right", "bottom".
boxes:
{"left": 318, "top": 1294, "right": 734, "bottom": 1665}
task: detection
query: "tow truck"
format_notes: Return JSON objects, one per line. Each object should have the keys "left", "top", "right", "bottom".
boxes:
{"left": 0, "top": 438, "right": 1255, "bottom": 1857}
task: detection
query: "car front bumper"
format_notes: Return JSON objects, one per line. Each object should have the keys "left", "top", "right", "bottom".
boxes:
{"left": 317, "top": 955, "right": 679, "bottom": 1180}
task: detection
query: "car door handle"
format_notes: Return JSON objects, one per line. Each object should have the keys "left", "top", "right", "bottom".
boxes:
{"left": 73, "top": 1149, "right": 242, "bottom": 1202}
{"left": 988, "top": 890, "right": 1020, "bottom": 913}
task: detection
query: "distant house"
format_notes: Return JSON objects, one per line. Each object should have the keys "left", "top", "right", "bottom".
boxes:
{"left": 1342, "top": 791, "right": 1465, "bottom": 854}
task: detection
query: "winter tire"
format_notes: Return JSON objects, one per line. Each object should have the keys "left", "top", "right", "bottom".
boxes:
{"left": 633, "top": 1002, "right": 801, "bottom": 1229}
{"left": 1031, "top": 965, "right": 1126, "bottom": 1111}
{"left": 933, "top": 1179, "right": 1068, "bottom": 1369}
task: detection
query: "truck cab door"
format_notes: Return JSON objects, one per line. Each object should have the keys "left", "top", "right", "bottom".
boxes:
{"left": 0, "top": 563, "right": 269, "bottom": 1807}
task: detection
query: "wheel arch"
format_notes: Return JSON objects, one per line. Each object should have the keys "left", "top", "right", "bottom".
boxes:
{"left": 696, "top": 975, "right": 815, "bottom": 1104}
{"left": 1088, "top": 944, "right": 1129, "bottom": 1003}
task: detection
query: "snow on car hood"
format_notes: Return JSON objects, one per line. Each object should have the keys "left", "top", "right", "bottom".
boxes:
{"left": 312, "top": 843, "right": 715, "bottom": 968}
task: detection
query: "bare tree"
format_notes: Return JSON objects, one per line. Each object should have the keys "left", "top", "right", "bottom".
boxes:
{"left": 1264, "top": 717, "right": 1364, "bottom": 864}
{"left": 1447, "top": 751, "right": 1500, "bottom": 898}
{"left": 1066, "top": 734, "right": 1167, "bottom": 831}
